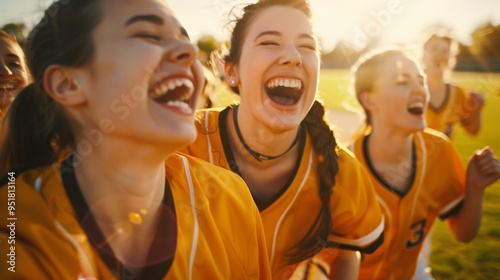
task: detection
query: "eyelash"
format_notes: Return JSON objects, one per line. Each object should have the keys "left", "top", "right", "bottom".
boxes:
{"left": 135, "top": 33, "right": 161, "bottom": 42}
{"left": 7, "top": 62, "right": 22, "bottom": 68}
{"left": 259, "top": 41, "right": 316, "bottom": 51}
{"left": 260, "top": 41, "right": 279, "bottom": 46}
{"left": 300, "top": 44, "right": 316, "bottom": 51}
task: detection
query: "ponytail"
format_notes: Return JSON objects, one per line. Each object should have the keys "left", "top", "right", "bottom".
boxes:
{"left": 286, "top": 100, "right": 339, "bottom": 263}
{"left": 0, "top": 0, "right": 102, "bottom": 175}
{"left": 0, "top": 84, "right": 72, "bottom": 174}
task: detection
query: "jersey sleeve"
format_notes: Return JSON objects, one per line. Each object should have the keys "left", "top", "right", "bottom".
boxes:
{"left": 451, "top": 84, "right": 470, "bottom": 123}
{"left": 327, "top": 148, "right": 384, "bottom": 254}
{"left": 0, "top": 181, "right": 82, "bottom": 279}
{"left": 438, "top": 142, "right": 466, "bottom": 220}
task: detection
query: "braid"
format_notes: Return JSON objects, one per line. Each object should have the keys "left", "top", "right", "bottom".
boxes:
{"left": 286, "top": 100, "right": 339, "bottom": 263}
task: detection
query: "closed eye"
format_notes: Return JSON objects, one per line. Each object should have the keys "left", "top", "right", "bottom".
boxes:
{"left": 135, "top": 33, "right": 161, "bottom": 42}
{"left": 7, "top": 61, "right": 22, "bottom": 68}
{"left": 260, "top": 41, "right": 279, "bottom": 46}
{"left": 300, "top": 44, "right": 316, "bottom": 51}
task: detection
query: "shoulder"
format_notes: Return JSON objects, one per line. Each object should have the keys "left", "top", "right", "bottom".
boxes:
{"left": 0, "top": 165, "right": 61, "bottom": 200}
{"left": 415, "top": 129, "right": 458, "bottom": 159}
{"left": 418, "top": 128, "right": 452, "bottom": 146}
{"left": 337, "top": 144, "right": 363, "bottom": 169}
{"left": 168, "top": 153, "right": 253, "bottom": 205}
{"left": 334, "top": 144, "right": 372, "bottom": 191}
{"left": 0, "top": 166, "right": 80, "bottom": 278}
{"left": 194, "top": 107, "right": 229, "bottom": 130}
{"left": 448, "top": 83, "right": 467, "bottom": 98}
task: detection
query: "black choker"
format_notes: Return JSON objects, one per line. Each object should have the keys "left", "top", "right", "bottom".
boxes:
{"left": 232, "top": 106, "right": 300, "bottom": 162}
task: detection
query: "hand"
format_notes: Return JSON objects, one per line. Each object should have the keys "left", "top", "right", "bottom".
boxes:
{"left": 467, "top": 91, "right": 485, "bottom": 111}
{"left": 466, "top": 147, "right": 500, "bottom": 192}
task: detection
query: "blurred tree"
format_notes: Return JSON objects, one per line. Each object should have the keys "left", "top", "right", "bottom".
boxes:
{"left": 455, "top": 42, "right": 482, "bottom": 72}
{"left": 197, "top": 35, "right": 220, "bottom": 65}
{"left": 321, "top": 42, "right": 361, "bottom": 69}
{"left": 468, "top": 22, "right": 500, "bottom": 72}
{"left": 1, "top": 22, "right": 28, "bottom": 47}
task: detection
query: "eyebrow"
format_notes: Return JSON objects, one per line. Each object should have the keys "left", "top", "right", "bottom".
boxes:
{"left": 125, "top": 14, "right": 164, "bottom": 27}
{"left": 254, "top": 30, "right": 315, "bottom": 41}
{"left": 5, "top": 54, "right": 21, "bottom": 60}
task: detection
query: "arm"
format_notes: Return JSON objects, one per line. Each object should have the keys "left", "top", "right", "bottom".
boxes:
{"left": 329, "top": 249, "right": 359, "bottom": 280}
{"left": 460, "top": 91, "right": 485, "bottom": 136}
{"left": 447, "top": 147, "right": 500, "bottom": 242}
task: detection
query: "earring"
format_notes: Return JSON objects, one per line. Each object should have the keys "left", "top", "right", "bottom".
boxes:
{"left": 230, "top": 79, "right": 236, "bottom": 86}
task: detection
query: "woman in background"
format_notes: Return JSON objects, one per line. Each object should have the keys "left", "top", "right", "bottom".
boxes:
{"left": 0, "top": 30, "right": 28, "bottom": 118}
{"left": 350, "top": 48, "right": 500, "bottom": 279}
{"left": 422, "top": 32, "right": 484, "bottom": 138}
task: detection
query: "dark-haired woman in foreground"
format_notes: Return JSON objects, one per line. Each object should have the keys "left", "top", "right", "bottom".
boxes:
{"left": 0, "top": 0, "right": 271, "bottom": 279}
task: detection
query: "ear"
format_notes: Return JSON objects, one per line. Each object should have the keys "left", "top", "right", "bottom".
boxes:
{"left": 224, "top": 62, "right": 239, "bottom": 88}
{"left": 359, "top": 91, "right": 377, "bottom": 111}
{"left": 43, "top": 65, "right": 87, "bottom": 106}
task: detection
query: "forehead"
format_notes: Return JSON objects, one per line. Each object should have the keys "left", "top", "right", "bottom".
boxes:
{"left": 99, "top": 0, "right": 178, "bottom": 27}
{"left": 379, "top": 54, "right": 421, "bottom": 77}
{"left": 247, "top": 6, "right": 313, "bottom": 36}
{"left": 0, "top": 38, "right": 23, "bottom": 58}
{"left": 426, "top": 37, "right": 450, "bottom": 49}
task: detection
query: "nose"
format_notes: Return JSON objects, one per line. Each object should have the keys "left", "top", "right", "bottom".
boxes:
{"left": 0, "top": 61, "right": 13, "bottom": 76}
{"left": 279, "top": 44, "right": 302, "bottom": 67}
{"left": 167, "top": 40, "right": 198, "bottom": 67}
{"left": 413, "top": 83, "right": 429, "bottom": 101}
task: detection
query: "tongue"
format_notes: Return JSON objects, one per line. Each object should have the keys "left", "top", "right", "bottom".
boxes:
{"left": 408, "top": 107, "right": 423, "bottom": 115}
{"left": 269, "top": 94, "right": 297, "bottom": 106}
{"left": 267, "top": 86, "right": 299, "bottom": 106}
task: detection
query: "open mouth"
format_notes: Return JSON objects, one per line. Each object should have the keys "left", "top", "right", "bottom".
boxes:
{"left": 0, "top": 83, "right": 19, "bottom": 92}
{"left": 265, "top": 77, "right": 303, "bottom": 106}
{"left": 149, "top": 77, "right": 194, "bottom": 110}
{"left": 407, "top": 102, "right": 425, "bottom": 116}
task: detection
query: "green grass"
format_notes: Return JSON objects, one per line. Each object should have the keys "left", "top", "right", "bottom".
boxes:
{"left": 213, "top": 69, "right": 500, "bottom": 278}
{"left": 317, "top": 69, "right": 500, "bottom": 279}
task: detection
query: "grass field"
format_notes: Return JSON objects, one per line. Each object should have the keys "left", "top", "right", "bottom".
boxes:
{"left": 318, "top": 69, "right": 500, "bottom": 280}
{"left": 212, "top": 69, "right": 500, "bottom": 278}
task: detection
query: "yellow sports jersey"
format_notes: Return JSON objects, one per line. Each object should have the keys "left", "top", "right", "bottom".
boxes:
{"left": 182, "top": 108, "right": 385, "bottom": 279}
{"left": 0, "top": 153, "right": 271, "bottom": 280}
{"left": 426, "top": 83, "right": 467, "bottom": 137}
{"left": 351, "top": 129, "right": 466, "bottom": 280}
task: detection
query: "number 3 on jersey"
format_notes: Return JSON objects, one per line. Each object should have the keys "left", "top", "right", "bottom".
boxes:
{"left": 405, "top": 219, "right": 426, "bottom": 249}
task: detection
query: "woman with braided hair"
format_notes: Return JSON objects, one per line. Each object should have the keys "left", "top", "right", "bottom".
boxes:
{"left": 181, "top": 0, "right": 384, "bottom": 278}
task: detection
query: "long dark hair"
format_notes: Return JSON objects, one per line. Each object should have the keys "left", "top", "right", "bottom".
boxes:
{"left": 0, "top": 0, "right": 102, "bottom": 174}
{"left": 222, "top": 0, "right": 339, "bottom": 264}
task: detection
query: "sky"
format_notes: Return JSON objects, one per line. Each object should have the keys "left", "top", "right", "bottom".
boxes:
{"left": 1, "top": 0, "right": 500, "bottom": 52}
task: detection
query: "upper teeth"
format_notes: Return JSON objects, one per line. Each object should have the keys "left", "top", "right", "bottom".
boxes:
{"left": 0, "top": 84, "right": 15, "bottom": 90}
{"left": 409, "top": 102, "right": 424, "bottom": 109}
{"left": 150, "top": 78, "right": 194, "bottom": 100}
{"left": 266, "top": 78, "right": 302, "bottom": 89}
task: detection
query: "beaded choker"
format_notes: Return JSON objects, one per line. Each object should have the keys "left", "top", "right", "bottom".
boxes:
{"left": 232, "top": 106, "right": 300, "bottom": 162}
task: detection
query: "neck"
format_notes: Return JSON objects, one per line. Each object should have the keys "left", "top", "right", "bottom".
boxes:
{"left": 368, "top": 126, "right": 413, "bottom": 164}
{"left": 425, "top": 70, "right": 445, "bottom": 86}
{"left": 72, "top": 138, "right": 170, "bottom": 223}
{"left": 231, "top": 106, "right": 300, "bottom": 164}
{"left": 226, "top": 106, "right": 301, "bottom": 204}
